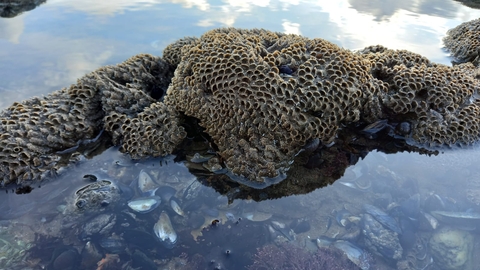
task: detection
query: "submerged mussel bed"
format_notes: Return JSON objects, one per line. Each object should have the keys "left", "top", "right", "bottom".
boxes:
{"left": 0, "top": 143, "right": 480, "bottom": 269}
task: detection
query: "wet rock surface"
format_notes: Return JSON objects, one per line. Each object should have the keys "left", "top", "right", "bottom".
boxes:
{"left": 429, "top": 227, "right": 474, "bottom": 270}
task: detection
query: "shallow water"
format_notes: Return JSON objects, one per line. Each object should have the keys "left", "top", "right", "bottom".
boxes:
{"left": 1, "top": 0, "right": 480, "bottom": 269}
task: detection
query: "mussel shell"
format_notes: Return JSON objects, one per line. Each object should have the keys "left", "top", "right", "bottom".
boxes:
{"left": 169, "top": 197, "right": 185, "bottom": 217}
{"left": 99, "top": 236, "right": 127, "bottom": 254}
{"left": 279, "top": 65, "right": 294, "bottom": 74}
{"left": 423, "top": 193, "right": 451, "bottom": 212}
{"left": 398, "top": 217, "right": 417, "bottom": 250}
{"left": 83, "top": 174, "right": 98, "bottom": 182}
{"left": 303, "top": 138, "right": 320, "bottom": 153}
{"left": 153, "top": 211, "right": 177, "bottom": 249}
{"left": 430, "top": 210, "right": 480, "bottom": 229}
{"left": 316, "top": 236, "right": 335, "bottom": 248}
{"left": 418, "top": 212, "right": 439, "bottom": 231}
{"left": 335, "top": 209, "right": 352, "bottom": 227}
{"left": 182, "top": 180, "right": 207, "bottom": 211}
{"left": 242, "top": 211, "right": 273, "bottom": 222}
{"left": 398, "top": 193, "right": 421, "bottom": 219}
{"left": 137, "top": 170, "right": 159, "bottom": 196}
{"left": 48, "top": 246, "right": 80, "bottom": 270}
{"left": 117, "top": 181, "right": 134, "bottom": 201}
{"left": 361, "top": 119, "right": 389, "bottom": 137}
{"left": 73, "top": 180, "right": 122, "bottom": 212}
{"left": 123, "top": 229, "right": 158, "bottom": 250}
{"left": 127, "top": 196, "right": 161, "bottom": 213}
{"left": 289, "top": 218, "right": 311, "bottom": 234}
{"left": 363, "top": 204, "right": 402, "bottom": 234}
{"left": 187, "top": 152, "right": 214, "bottom": 163}
{"left": 395, "top": 121, "right": 411, "bottom": 136}
{"left": 305, "top": 152, "right": 323, "bottom": 169}
{"left": 81, "top": 241, "right": 103, "bottom": 269}
{"left": 79, "top": 213, "right": 116, "bottom": 241}
{"left": 270, "top": 221, "right": 295, "bottom": 241}
{"left": 332, "top": 240, "right": 369, "bottom": 269}
{"left": 156, "top": 186, "right": 177, "bottom": 202}
{"left": 132, "top": 249, "right": 157, "bottom": 270}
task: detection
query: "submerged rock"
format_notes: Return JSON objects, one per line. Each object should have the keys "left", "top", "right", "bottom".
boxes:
{"left": 429, "top": 227, "right": 474, "bottom": 270}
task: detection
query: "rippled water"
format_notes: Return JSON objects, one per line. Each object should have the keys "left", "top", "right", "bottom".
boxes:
{"left": 1, "top": 1, "right": 480, "bottom": 269}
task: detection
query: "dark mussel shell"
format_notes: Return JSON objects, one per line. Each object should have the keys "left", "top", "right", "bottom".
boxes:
{"left": 80, "top": 241, "right": 103, "bottom": 269}
{"left": 79, "top": 213, "right": 116, "bottom": 241}
{"left": 361, "top": 119, "right": 389, "bottom": 138}
{"left": 99, "top": 236, "right": 127, "bottom": 254}
{"left": 398, "top": 193, "right": 421, "bottom": 220}
{"left": 47, "top": 245, "right": 80, "bottom": 270}
{"left": 123, "top": 229, "right": 158, "bottom": 251}
{"left": 156, "top": 186, "right": 177, "bottom": 202}
{"left": 132, "top": 249, "right": 157, "bottom": 270}
{"left": 363, "top": 204, "right": 401, "bottom": 234}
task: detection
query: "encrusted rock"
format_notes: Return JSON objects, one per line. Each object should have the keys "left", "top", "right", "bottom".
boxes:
{"left": 2, "top": 25, "right": 480, "bottom": 187}
{"left": 164, "top": 28, "right": 385, "bottom": 186}
{"left": 162, "top": 36, "right": 200, "bottom": 67}
{"left": 429, "top": 227, "right": 474, "bottom": 270}
{"left": 444, "top": 18, "right": 480, "bottom": 64}
{"left": 0, "top": 0, "right": 45, "bottom": 18}
{"left": 0, "top": 54, "right": 179, "bottom": 186}
{"left": 358, "top": 46, "right": 480, "bottom": 146}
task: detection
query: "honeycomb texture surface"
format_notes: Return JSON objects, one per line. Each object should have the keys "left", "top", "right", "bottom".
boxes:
{"left": 162, "top": 36, "right": 199, "bottom": 67}
{"left": 443, "top": 18, "right": 480, "bottom": 64}
{"left": 358, "top": 47, "right": 480, "bottom": 147}
{"left": 164, "top": 28, "right": 386, "bottom": 185}
{"left": 0, "top": 54, "right": 182, "bottom": 186}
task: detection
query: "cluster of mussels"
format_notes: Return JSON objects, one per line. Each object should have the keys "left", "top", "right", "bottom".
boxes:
{"left": 22, "top": 150, "right": 326, "bottom": 270}
{"left": 2, "top": 20, "right": 480, "bottom": 188}
{"left": 312, "top": 162, "right": 480, "bottom": 270}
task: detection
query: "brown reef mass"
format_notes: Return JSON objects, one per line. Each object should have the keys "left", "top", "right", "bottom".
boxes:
{"left": 1, "top": 22, "right": 480, "bottom": 187}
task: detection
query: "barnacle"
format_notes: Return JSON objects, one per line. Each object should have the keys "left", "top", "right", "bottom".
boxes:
{"left": 443, "top": 18, "right": 480, "bottom": 64}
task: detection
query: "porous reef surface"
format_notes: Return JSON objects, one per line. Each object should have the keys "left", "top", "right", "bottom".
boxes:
{"left": 444, "top": 17, "right": 480, "bottom": 64}
{"left": 1, "top": 25, "right": 480, "bottom": 187}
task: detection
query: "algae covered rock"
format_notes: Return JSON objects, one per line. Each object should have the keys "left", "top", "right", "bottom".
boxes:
{"left": 429, "top": 227, "right": 474, "bottom": 270}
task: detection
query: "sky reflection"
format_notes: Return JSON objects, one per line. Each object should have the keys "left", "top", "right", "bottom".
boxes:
{"left": 1, "top": 0, "right": 480, "bottom": 109}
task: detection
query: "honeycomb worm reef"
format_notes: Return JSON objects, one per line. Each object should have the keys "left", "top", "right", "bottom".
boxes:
{"left": 1, "top": 22, "right": 480, "bottom": 187}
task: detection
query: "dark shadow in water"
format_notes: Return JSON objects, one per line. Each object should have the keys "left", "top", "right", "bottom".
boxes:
{"left": 181, "top": 120, "right": 438, "bottom": 202}
{"left": 0, "top": 0, "right": 46, "bottom": 18}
